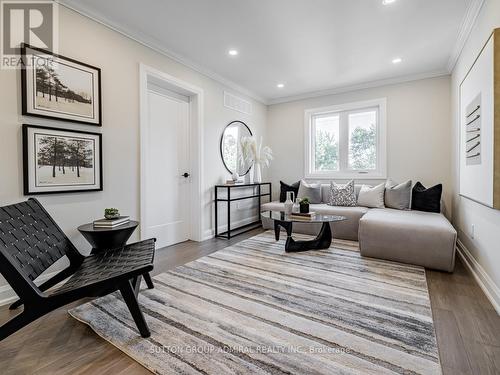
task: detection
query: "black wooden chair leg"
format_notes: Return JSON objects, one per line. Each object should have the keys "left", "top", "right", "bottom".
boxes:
{"left": 143, "top": 272, "right": 154, "bottom": 289}
{"left": 9, "top": 267, "right": 76, "bottom": 310}
{"left": 8, "top": 299, "right": 23, "bottom": 310}
{"left": 120, "top": 280, "right": 151, "bottom": 338}
{"left": 0, "top": 312, "right": 38, "bottom": 341}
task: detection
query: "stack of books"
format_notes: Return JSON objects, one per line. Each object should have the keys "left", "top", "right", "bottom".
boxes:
{"left": 290, "top": 212, "right": 317, "bottom": 221}
{"left": 93, "top": 216, "right": 130, "bottom": 228}
{"left": 225, "top": 179, "right": 244, "bottom": 185}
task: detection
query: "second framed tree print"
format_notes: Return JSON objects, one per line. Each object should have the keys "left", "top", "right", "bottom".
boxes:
{"left": 21, "top": 44, "right": 102, "bottom": 126}
{"left": 23, "top": 125, "right": 103, "bottom": 195}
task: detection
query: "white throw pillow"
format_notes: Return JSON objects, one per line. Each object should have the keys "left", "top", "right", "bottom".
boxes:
{"left": 357, "top": 183, "right": 385, "bottom": 208}
{"left": 297, "top": 180, "right": 322, "bottom": 203}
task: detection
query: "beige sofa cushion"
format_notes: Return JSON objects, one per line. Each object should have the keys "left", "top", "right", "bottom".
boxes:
{"left": 358, "top": 209, "right": 457, "bottom": 272}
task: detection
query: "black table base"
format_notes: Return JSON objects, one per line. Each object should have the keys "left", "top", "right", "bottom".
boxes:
{"left": 85, "top": 227, "right": 138, "bottom": 254}
{"left": 274, "top": 220, "right": 332, "bottom": 252}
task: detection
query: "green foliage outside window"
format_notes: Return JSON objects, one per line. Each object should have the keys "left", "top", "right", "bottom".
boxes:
{"left": 314, "top": 123, "right": 376, "bottom": 172}
{"left": 349, "top": 123, "right": 376, "bottom": 170}
{"left": 315, "top": 130, "right": 338, "bottom": 171}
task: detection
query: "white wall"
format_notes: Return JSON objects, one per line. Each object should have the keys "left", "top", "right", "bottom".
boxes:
{"left": 451, "top": 0, "right": 500, "bottom": 311}
{"left": 267, "top": 76, "right": 452, "bottom": 212}
{"left": 0, "top": 6, "right": 267, "bottom": 292}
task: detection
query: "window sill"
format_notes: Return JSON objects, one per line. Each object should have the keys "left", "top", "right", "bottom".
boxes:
{"left": 304, "top": 172, "right": 387, "bottom": 180}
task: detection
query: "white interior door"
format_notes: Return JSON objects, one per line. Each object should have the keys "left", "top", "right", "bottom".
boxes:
{"left": 145, "top": 89, "right": 190, "bottom": 248}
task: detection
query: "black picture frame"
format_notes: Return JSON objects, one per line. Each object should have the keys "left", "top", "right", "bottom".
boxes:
{"left": 220, "top": 120, "right": 253, "bottom": 176}
{"left": 21, "top": 43, "right": 102, "bottom": 126}
{"left": 23, "top": 124, "right": 103, "bottom": 195}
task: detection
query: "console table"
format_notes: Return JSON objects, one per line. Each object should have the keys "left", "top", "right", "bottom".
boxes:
{"left": 214, "top": 182, "right": 271, "bottom": 239}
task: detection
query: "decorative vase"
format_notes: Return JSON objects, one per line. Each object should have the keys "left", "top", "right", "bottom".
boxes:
{"left": 284, "top": 191, "right": 295, "bottom": 214}
{"left": 231, "top": 171, "right": 239, "bottom": 182}
{"left": 300, "top": 203, "right": 310, "bottom": 213}
{"left": 254, "top": 162, "right": 262, "bottom": 183}
{"left": 245, "top": 165, "right": 254, "bottom": 184}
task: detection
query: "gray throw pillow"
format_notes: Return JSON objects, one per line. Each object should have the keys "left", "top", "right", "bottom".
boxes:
{"left": 297, "top": 180, "right": 322, "bottom": 203}
{"left": 357, "top": 183, "right": 385, "bottom": 208}
{"left": 385, "top": 178, "right": 412, "bottom": 210}
{"left": 328, "top": 180, "right": 356, "bottom": 207}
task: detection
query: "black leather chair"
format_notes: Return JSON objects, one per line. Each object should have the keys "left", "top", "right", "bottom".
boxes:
{"left": 0, "top": 198, "right": 155, "bottom": 341}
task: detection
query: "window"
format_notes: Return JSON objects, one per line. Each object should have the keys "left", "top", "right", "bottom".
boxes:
{"left": 305, "top": 99, "right": 386, "bottom": 179}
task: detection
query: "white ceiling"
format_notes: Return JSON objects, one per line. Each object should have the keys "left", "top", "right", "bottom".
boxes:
{"left": 59, "top": 0, "right": 477, "bottom": 104}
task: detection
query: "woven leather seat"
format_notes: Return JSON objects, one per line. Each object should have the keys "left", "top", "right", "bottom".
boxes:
{"left": 0, "top": 198, "right": 156, "bottom": 341}
{"left": 52, "top": 239, "right": 155, "bottom": 295}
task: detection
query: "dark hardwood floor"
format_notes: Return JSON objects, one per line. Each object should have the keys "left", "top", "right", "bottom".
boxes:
{"left": 427, "top": 259, "right": 500, "bottom": 375}
{"left": 0, "top": 228, "right": 499, "bottom": 374}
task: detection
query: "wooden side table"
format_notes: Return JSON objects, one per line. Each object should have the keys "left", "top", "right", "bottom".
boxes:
{"left": 77, "top": 220, "right": 154, "bottom": 289}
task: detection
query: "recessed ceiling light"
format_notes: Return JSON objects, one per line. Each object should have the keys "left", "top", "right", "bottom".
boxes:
{"left": 392, "top": 57, "right": 402, "bottom": 64}
{"left": 382, "top": 0, "right": 397, "bottom": 4}
{"left": 277, "top": 83, "right": 285, "bottom": 88}
{"left": 228, "top": 49, "right": 238, "bottom": 56}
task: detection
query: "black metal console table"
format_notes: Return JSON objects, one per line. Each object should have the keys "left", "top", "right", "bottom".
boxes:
{"left": 215, "top": 182, "right": 271, "bottom": 239}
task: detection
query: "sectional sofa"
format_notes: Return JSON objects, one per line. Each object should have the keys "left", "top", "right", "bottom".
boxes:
{"left": 261, "top": 184, "right": 457, "bottom": 272}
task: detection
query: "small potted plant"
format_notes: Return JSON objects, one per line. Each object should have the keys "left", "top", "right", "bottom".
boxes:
{"left": 299, "top": 197, "right": 310, "bottom": 213}
{"left": 104, "top": 208, "right": 120, "bottom": 220}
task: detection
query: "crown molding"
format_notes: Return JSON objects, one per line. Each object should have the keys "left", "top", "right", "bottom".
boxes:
{"left": 55, "top": 1, "right": 269, "bottom": 105}
{"left": 56, "top": 0, "right": 473, "bottom": 107}
{"left": 446, "top": 0, "right": 485, "bottom": 73}
{"left": 267, "top": 70, "right": 450, "bottom": 105}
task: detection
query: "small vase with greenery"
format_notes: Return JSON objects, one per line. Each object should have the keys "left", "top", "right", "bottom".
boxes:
{"left": 104, "top": 208, "right": 120, "bottom": 220}
{"left": 299, "top": 197, "right": 310, "bottom": 213}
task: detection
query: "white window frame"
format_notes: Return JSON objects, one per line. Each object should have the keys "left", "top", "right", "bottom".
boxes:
{"left": 304, "top": 98, "right": 387, "bottom": 179}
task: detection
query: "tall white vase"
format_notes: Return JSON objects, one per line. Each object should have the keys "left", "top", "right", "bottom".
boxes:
{"left": 254, "top": 162, "right": 262, "bottom": 183}
{"left": 245, "top": 165, "right": 254, "bottom": 184}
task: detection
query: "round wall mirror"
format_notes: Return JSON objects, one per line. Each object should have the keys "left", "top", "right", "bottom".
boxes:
{"left": 220, "top": 120, "right": 253, "bottom": 176}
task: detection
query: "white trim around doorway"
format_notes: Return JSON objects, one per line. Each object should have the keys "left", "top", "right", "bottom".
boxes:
{"left": 139, "top": 63, "right": 204, "bottom": 242}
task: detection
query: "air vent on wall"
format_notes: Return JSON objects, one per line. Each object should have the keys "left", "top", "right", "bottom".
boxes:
{"left": 224, "top": 91, "right": 252, "bottom": 115}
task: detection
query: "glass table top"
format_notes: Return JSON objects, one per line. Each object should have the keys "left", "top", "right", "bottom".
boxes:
{"left": 261, "top": 211, "right": 347, "bottom": 224}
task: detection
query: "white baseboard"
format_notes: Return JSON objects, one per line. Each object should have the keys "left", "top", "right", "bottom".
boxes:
{"left": 0, "top": 270, "right": 61, "bottom": 307}
{"left": 456, "top": 239, "right": 500, "bottom": 315}
{"left": 203, "top": 215, "right": 260, "bottom": 240}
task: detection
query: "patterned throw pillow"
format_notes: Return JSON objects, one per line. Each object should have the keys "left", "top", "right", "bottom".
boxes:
{"left": 328, "top": 180, "right": 357, "bottom": 207}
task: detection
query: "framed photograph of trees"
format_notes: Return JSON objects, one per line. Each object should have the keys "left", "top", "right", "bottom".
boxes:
{"left": 23, "top": 124, "right": 103, "bottom": 195}
{"left": 21, "top": 44, "right": 102, "bottom": 126}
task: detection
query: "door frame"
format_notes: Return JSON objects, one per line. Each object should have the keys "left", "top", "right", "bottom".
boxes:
{"left": 139, "top": 63, "right": 204, "bottom": 242}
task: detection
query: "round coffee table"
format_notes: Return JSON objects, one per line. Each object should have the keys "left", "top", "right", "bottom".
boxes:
{"left": 261, "top": 211, "right": 347, "bottom": 252}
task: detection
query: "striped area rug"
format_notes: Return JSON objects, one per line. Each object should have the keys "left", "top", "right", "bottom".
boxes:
{"left": 69, "top": 231, "right": 441, "bottom": 375}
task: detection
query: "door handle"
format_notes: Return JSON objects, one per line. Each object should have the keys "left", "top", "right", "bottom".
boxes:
{"left": 182, "top": 172, "right": 190, "bottom": 178}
